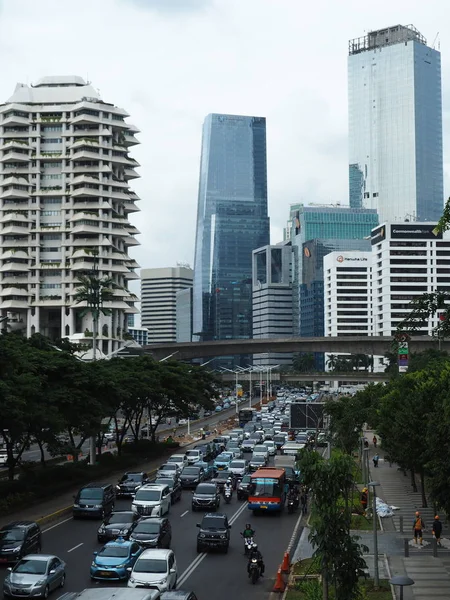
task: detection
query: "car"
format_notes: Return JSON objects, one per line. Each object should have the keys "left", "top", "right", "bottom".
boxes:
{"left": 191, "top": 482, "right": 221, "bottom": 512}
{"left": 211, "top": 437, "right": 227, "bottom": 453}
{"left": 178, "top": 419, "right": 188, "bottom": 426}
{"left": 127, "top": 549, "right": 177, "bottom": 592}
{"left": 97, "top": 511, "right": 139, "bottom": 543}
{"left": 116, "top": 473, "right": 150, "bottom": 498}
{"left": 237, "top": 473, "right": 252, "bottom": 500}
{"left": 0, "top": 522, "right": 42, "bottom": 564}
{"left": 225, "top": 444, "right": 243, "bottom": 459}
{"left": 129, "top": 518, "right": 172, "bottom": 549}
{"left": 241, "top": 439, "right": 256, "bottom": 453}
{"left": 263, "top": 440, "right": 276, "bottom": 456}
{"left": 211, "top": 470, "right": 234, "bottom": 492}
{"left": 179, "top": 466, "right": 205, "bottom": 489}
{"left": 249, "top": 455, "right": 267, "bottom": 472}
{"left": 156, "top": 463, "right": 182, "bottom": 479}
{"left": 193, "top": 460, "right": 214, "bottom": 479}
{"left": 196, "top": 513, "right": 231, "bottom": 553}
{"left": 252, "top": 444, "right": 270, "bottom": 461}
{"left": 184, "top": 449, "right": 203, "bottom": 465}
{"left": 90, "top": 539, "right": 143, "bottom": 581}
{"left": 132, "top": 484, "right": 172, "bottom": 517}
{"left": 214, "top": 406, "right": 223, "bottom": 412}
{"left": 230, "top": 429, "right": 244, "bottom": 441}
{"left": 166, "top": 454, "right": 188, "bottom": 469}
{"left": 249, "top": 431, "right": 263, "bottom": 443}
{"left": 154, "top": 477, "right": 182, "bottom": 504}
{"left": 213, "top": 452, "right": 232, "bottom": 471}
{"left": 263, "top": 429, "right": 275, "bottom": 440}
{"left": 3, "top": 554, "right": 66, "bottom": 598}
{"left": 194, "top": 443, "right": 214, "bottom": 461}
{"left": 274, "top": 433, "right": 287, "bottom": 450}
{"left": 73, "top": 483, "right": 115, "bottom": 519}
{"left": 160, "top": 592, "right": 198, "bottom": 600}
{"left": 283, "top": 466, "right": 301, "bottom": 487}
{"left": 228, "top": 459, "right": 248, "bottom": 478}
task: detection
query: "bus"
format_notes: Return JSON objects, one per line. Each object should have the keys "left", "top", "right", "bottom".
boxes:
{"left": 238, "top": 407, "right": 256, "bottom": 428}
{"left": 247, "top": 467, "right": 287, "bottom": 512}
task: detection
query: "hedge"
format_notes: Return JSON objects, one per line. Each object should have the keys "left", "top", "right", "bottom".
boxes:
{"left": 0, "top": 439, "right": 180, "bottom": 515}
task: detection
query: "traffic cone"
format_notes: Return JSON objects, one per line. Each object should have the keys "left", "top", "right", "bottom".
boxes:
{"left": 273, "top": 567, "right": 285, "bottom": 592}
{"left": 281, "top": 551, "right": 290, "bottom": 573}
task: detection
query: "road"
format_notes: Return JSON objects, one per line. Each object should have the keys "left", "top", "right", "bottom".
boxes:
{"left": 0, "top": 453, "right": 300, "bottom": 600}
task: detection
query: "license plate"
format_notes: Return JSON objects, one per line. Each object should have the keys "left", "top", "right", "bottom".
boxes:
{"left": 261, "top": 505, "right": 268, "bottom": 509}
{"left": 99, "top": 571, "right": 110, "bottom": 576}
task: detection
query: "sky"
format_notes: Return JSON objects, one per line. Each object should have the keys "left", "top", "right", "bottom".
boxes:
{"left": 0, "top": 0, "right": 449, "bottom": 274}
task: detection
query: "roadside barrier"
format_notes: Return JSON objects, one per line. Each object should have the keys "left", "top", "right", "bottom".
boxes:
{"left": 281, "top": 551, "right": 290, "bottom": 573}
{"left": 273, "top": 567, "right": 286, "bottom": 592}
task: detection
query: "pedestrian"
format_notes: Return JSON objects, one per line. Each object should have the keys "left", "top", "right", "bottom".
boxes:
{"left": 433, "top": 515, "right": 443, "bottom": 547}
{"left": 373, "top": 453, "right": 379, "bottom": 468}
{"left": 364, "top": 440, "right": 369, "bottom": 449}
{"left": 372, "top": 435, "right": 377, "bottom": 448}
{"left": 413, "top": 511, "right": 425, "bottom": 545}
{"left": 300, "top": 491, "right": 307, "bottom": 514}
{"left": 360, "top": 487, "right": 368, "bottom": 515}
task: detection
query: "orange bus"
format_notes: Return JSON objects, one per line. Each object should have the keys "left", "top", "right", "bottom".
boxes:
{"left": 247, "top": 467, "right": 286, "bottom": 513}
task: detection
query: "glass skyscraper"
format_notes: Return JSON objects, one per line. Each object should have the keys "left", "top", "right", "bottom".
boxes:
{"left": 193, "top": 114, "right": 270, "bottom": 366}
{"left": 348, "top": 25, "right": 443, "bottom": 223}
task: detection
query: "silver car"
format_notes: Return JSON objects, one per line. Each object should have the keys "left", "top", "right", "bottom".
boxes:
{"left": 3, "top": 555, "right": 66, "bottom": 598}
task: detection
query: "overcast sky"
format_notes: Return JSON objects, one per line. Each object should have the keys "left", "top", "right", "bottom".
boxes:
{"left": 0, "top": 0, "right": 449, "bottom": 272}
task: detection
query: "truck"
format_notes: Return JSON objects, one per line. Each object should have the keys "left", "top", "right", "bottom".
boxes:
{"left": 273, "top": 455, "right": 300, "bottom": 488}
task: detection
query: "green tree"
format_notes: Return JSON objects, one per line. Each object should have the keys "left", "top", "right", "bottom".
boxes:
{"left": 292, "top": 352, "right": 316, "bottom": 373}
{"left": 325, "top": 395, "right": 365, "bottom": 455}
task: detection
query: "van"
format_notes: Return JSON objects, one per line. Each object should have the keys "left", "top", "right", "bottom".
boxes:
{"left": 73, "top": 483, "right": 115, "bottom": 519}
{"left": 131, "top": 483, "right": 171, "bottom": 517}
{"left": 281, "top": 442, "right": 306, "bottom": 456}
{"left": 59, "top": 588, "right": 161, "bottom": 600}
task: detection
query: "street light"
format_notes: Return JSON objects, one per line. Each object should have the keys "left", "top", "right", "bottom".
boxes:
{"left": 389, "top": 576, "right": 415, "bottom": 600}
{"left": 368, "top": 481, "right": 380, "bottom": 588}
{"left": 266, "top": 364, "right": 280, "bottom": 402}
{"left": 221, "top": 367, "right": 242, "bottom": 414}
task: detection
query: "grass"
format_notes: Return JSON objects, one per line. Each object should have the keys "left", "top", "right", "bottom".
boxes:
{"left": 292, "top": 557, "right": 321, "bottom": 576}
{"left": 351, "top": 512, "right": 380, "bottom": 531}
{"left": 286, "top": 579, "right": 392, "bottom": 600}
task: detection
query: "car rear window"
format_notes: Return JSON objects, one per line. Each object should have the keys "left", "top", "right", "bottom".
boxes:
{"left": 196, "top": 484, "right": 215, "bottom": 494}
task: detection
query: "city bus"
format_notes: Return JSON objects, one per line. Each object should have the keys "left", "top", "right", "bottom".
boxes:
{"left": 238, "top": 407, "right": 256, "bottom": 428}
{"left": 247, "top": 467, "right": 286, "bottom": 513}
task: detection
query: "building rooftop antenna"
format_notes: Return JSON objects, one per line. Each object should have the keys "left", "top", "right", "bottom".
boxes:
{"left": 432, "top": 32, "right": 439, "bottom": 49}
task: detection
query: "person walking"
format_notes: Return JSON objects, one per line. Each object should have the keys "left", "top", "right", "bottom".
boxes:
{"left": 300, "top": 490, "right": 308, "bottom": 514}
{"left": 413, "top": 511, "right": 425, "bottom": 545}
{"left": 433, "top": 515, "right": 443, "bottom": 547}
{"left": 372, "top": 435, "right": 378, "bottom": 448}
{"left": 364, "top": 440, "right": 369, "bottom": 449}
{"left": 373, "top": 453, "right": 379, "bottom": 468}
{"left": 360, "top": 487, "right": 368, "bottom": 516}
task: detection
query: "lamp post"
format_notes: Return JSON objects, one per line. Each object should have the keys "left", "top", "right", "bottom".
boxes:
{"left": 389, "top": 576, "right": 415, "bottom": 600}
{"left": 368, "top": 481, "right": 380, "bottom": 588}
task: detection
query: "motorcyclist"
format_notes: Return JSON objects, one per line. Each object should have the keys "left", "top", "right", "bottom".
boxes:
{"left": 247, "top": 542, "right": 265, "bottom": 576}
{"left": 287, "top": 486, "right": 299, "bottom": 505}
{"left": 242, "top": 523, "right": 255, "bottom": 539}
{"left": 224, "top": 477, "right": 233, "bottom": 495}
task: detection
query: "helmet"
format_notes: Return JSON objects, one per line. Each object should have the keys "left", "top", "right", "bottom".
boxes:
{"left": 227, "top": 478, "right": 232, "bottom": 483}
{"left": 362, "top": 488, "right": 368, "bottom": 493}
{"left": 246, "top": 524, "right": 252, "bottom": 529}
{"left": 252, "top": 543, "right": 258, "bottom": 550}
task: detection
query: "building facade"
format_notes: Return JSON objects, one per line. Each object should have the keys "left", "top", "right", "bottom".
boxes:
{"left": 0, "top": 76, "right": 140, "bottom": 355}
{"left": 348, "top": 25, "right": 443, "bottom": 223}
{"left": 252, "top": 242, "right": 294, "bottom": 367}
{"left": 176, "top": 287, "right": 193, "bottom": 343}
{"left": 192, "top": 113, "right": 270, "bottom": 366}
{"left": 141, "top": 266, "right": 193, "bottom": 344}
{"left": 128, "top": 326, "right": 149, "bottom": 346}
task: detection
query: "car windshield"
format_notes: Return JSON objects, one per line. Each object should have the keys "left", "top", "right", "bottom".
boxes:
{"left": 202, "top": 517, "right": 226, "bottom": 530}
{"left": 98, "top": 546, "right": 129, "bottom": 558}
{"left": 215, "top": 472, "right": 229, "bottom": 480}
{"left": 121, "top": 474, "right": 142, "bottom": 482}
{"left": 230, "top": 461, "right": 245, "bottom": 469}
{"left": 159, "top": 465, "right": 175, "bottom": 471}
{"left": 241, "top": 475, "right": 251, "bottom": 483}
{"left": 109, "top": 512, "right": 133, "bottom": 524}
{"left": 134, "top": 558, "right": 167, "bottom": 574}
{"left": 79, "top": 489, "right": 102, "bottom": 501}
{"left": 196, "top": 484, "right": 215, "bottom": 494}
{"left": 252, "top": 457, "right": 265, "bottom": 463}
{"left": 186, "top": 450, "right": 199, "bottom": 456}
{"left": 135, "top": 490, "right": 161, "bottom": 501}
{"left": 183, "top": 468, "right": 200, "bottom": 476}
{"left": 133, "top": 522, "right": 160, "bottom": 534}
{"left": 216, "top": 454, "right": 229, "bottom": 461}
{"left": 254, "top": 446, "right": 267, "bottom": 452}
{"left": 250, "top": 478, "right": 282, "bottom": 497}
{"left": 14, "top": 559, "right": 47, "bottom": 575}
{"left": 167, "top": 457, "right": 183, "bottom": 463}
{"left": 0, "top": 528, "right": 25, "bottom": 542}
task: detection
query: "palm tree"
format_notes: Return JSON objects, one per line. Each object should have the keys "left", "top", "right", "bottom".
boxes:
{"left": 327, "top": 354, "right": 338, "bottom": 371}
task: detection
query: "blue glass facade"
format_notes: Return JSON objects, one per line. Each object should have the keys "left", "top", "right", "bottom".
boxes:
{"left": 193, "top": 114, "right": 270, "bottom": 365}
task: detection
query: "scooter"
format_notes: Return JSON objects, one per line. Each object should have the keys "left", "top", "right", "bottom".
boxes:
{"left": 224, "top": 487, "right": 233, "bottom": 504}
{"left": 248, "top": 557, "right": 261, "bottom": 584}
{"left": 287, "top": 495, "right": 299, "bottom": 514}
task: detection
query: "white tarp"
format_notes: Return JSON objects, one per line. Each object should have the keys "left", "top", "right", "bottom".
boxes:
{"left": 375, "top": 496, "right": 400, "bottom": 518}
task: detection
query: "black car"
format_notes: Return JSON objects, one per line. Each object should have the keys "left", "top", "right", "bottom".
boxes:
{"left": 192, "top": 483, "right": 221, "bottom": 512}
{"left": 73, "top": 482, "right": 115, "bottom": 519}
{"left": 129, "top": 517, "right": 172, "bottom": 548}
{"left": 116, "top": 472, "right": 150, "bottom": 497}
{"left": 0, "top": 521, "right": 41, "bottom": 564}
{"left": 196, "top": 513, "right": 231, "bottom": 553}
{"left": 237, "top": 474, "right": 252, "bottom": 500}
{"left": 97, "top": 510, "right": 139, "bottom": 543}
{"left": 241, "top": 439, "right": 256, "bottom": 453}
{"left": 194, "top": 443, "right": 214, "bottom": 461}
{"left": 211, "top": 471, "right": 234, "bottom": 492}
{"left": 180, "top": 466, "right": 205, "bottom": 489}
{"left": 155, "top": 476, "right": 182, "bottom": 504}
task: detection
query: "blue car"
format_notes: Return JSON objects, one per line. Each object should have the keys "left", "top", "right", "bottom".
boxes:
{"left": 214, "top": 452, "right": 233, "bottom": 471}
{"left": 90, "top": 538, "right": 143, "bottom": 581}
{"left": 194, "top": 460, "right": 215, "bottom": 479}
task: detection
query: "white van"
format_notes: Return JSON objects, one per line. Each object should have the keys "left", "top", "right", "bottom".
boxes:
{"left": 281, "top": 442, "right": 305, "bottom": 456}
{"left": 131, "top": 483, "right": 171, "bottom": 517}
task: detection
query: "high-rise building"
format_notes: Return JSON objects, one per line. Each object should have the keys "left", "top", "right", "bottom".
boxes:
{"left": 252, "top": 241, "right": 294, "bottom": 367}
{"left": 348, "top": 25, "right": 443, "bottom": 223}
{"left": 127, "top": 314, "right": 135, "bottom": 328}
{"left": 0, "top": 76, "right": 140, "bottom": 354}
{"left": 176, "top": 287, "right": 193, "bottom": 343}
{"left": 193, "top": 113, "right": 270, "bottom": 366}
{"left": 128, "top": 326, "right": 149, "bottom": 346}
{"left": 141, "top": 266, "right": 193, "bottom": 343}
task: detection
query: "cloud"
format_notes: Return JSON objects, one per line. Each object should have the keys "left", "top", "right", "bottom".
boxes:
{"left": 123, "top": 0, "right": 210, "bottom": 13}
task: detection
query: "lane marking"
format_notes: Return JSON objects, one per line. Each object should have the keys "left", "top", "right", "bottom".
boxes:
{"left": 67, "top": 542, "right": 84, "bottom": 553}
{"left": 177, "top": 500, "right": 249, "bottom": 588}
{"left": 180, "top": 510, "right": 188, "bottom": 517}
{"left": 43, "top": 517, "right": 73, "bottom": 533}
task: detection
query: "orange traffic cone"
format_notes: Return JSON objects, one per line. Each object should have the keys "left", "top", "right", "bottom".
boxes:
{"left": 281, "top": 551, "right": 290, "bottom": 573}
{"left": 273, "top": 567, "right": 286, "bottom": 592}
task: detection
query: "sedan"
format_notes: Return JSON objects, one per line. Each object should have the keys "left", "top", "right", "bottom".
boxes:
{"left": 249, "top": 455, "right": 267, "bottom": 472}
{"left": 156, "top": 464, "right": 181, "bottom": 479}
{"left": 154, "top": 477, "right": 182, "bottom": 504}
{"left": 213, "top": 452, "right": 233, "bottom": 471}
{"left": 129, "top": 518, "right": 172, "bottom": 549}
{"left": 3, "top": 555, "right": 66, "bottom": 598}
{"left": 180, "top": 466, "right": 205, "bottom": 489}
{"left": 90, "top": 539, "right": 143, "bottom": 581}
{"left": 97, "top": 511, "right": 139, "bottom": 543}
{"left": 166, "top": 454, "right": 188, "bottom": 469}
{"left": 225, "top": 444, "right": 243, "bottom": 459}
{"left": 228, "top": 460, "right": 248, "bottom": 478}
{"left": 241, "top": 439, "right": 256, "bottom": 453}
{"left": 116, "top": 472, "right": 150, "bottom": 498}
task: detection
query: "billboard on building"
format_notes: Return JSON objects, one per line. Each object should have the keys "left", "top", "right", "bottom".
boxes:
{"left": 390, "top": 224, "right": 441, "bottom": 239}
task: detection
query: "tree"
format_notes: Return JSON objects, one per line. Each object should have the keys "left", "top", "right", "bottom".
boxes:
{"left": 292, "top": 352, "right": 316, "bottom": 373}
{"left": 325, "top": 395, "right": 365, "bottom": 455}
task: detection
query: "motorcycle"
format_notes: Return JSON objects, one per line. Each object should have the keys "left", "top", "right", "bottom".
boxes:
{"left": 243, "top": 536, "right": 254, "bottom": 556}
{"left": 287, "top": 495, "right": 299, "bottom": 514}
{"left": 248, "top": 557, "right": 260, "bottom": 584}
{"left": 224, "top": 487, "right": 232, "bottom": 504}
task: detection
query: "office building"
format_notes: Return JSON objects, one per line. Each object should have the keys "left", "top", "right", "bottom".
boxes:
{"left": 192, "top": 113, "right": 270, "bottom": 367}
{"left": 252, "top": 242, "right": 294, "bottom": 367}
{"left": 127, "top": 314, "right": 135, "bottom": 328}
{"left": 0, "top": 76, "right": 140, "bottom": 355}
{"left": 141, "top": 266, "right": 193, "bottom": 343}
{"left": 176, "top": 287, "right": 193, "bottom": 343}
{"left": 128, "top": 326, "right": 149, "bottom": 346}
{"left": 349, "top": 25, "right": 443, "bottom": 223}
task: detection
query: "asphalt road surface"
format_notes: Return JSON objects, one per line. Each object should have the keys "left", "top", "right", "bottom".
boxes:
{"left": 0, "top": 454, "right": 300, "bottom": 600}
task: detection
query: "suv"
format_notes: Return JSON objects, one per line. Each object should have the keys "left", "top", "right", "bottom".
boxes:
{"left": 116, "top": 472, "right": 150, "bottom": 498}
{"left": 191, "top": 483, "right": 220, "bottom": 512}
{"left": 73, "top": 483, "right": 115, "bottom": 519}
{"left": 0, "top": 521, "right": 41, "bottom": 563}
{"left": 196, "top": 513, "right": 231, "bottom": 553}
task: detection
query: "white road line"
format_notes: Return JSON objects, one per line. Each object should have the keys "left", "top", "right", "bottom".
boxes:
{"left": 177, "top": 500, "right": 249, "bottom": 588}
{"left": 42, "top": 517, "right": 73, "bottom": 533}
{"left": 67, "top": 542, "right": 84, "bottom": 553}
{"left": 180, "top": 510, "right": 189, "bottom": 517}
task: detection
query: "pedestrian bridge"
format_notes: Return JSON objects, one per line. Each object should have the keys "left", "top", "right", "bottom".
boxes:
{"left": 141, "top": 335, "right": 444, "bottom": 361}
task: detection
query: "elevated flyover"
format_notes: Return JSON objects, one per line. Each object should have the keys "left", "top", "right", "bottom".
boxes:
{"left": 219, "top": 371, "right": 390, "bottom": 383}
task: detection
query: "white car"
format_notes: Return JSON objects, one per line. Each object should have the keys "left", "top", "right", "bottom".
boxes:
{"left": 156, "top": 463, "right": 181, "bottom": 479}
{"left": 128, "top": 549, "right": 177, "bottom": 592}
{"left": 263, "top": 440, "right": 276, "bottom": 456}
{"left": 167, "top": 454, "right": 188, "bottom": 469}
{"left": 252, "top": 444, "right": 270, "bottom": 461}
{"left": 131, "top": 483, "right": 171, "bottom": 517}
{"left": 185, "top": 449, "right": 204, "bottom": 465}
